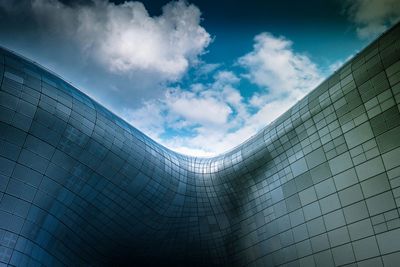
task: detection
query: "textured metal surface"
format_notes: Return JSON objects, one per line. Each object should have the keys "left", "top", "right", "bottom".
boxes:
{"left": 1, "top": 24, "right": 400, "bottom": 266}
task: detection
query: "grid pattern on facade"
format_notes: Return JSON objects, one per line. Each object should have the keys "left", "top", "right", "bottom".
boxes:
{"left": 0, "top": 24, "right": 400, "bottom": 266}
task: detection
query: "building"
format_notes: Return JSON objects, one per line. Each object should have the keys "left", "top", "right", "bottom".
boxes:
{"left": 0, "top": 23, "right": 400, "bottom": 266}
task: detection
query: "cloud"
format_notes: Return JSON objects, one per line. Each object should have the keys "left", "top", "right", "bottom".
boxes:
{"left": 237, "top": 32, "right": 323, "bottom": 131}
{"left": 124, "top": 70, "right": 250, "bottom": 156}
{"left": 0, "top": 0, "right": 213, "bottom": 121}
{"left": 123, "top": 100, "right": 167, "bottom": 140}
{"left": 0, "top": 0, "right": 211, "bottom": 80}
{"left": 344, "top": 0, "right": 400, "bottom": 39}
{"left": 0, "top": 1, "right": 328, "bottom": 157}
{"left": 238, "top": 32, "right": 323, "bottom": 101}
{"left": 326, "top": 54, "right": 355, "bottom": 74}
{"left": 125, "top": 33, "right": 325, "bottom": 156}
{"left": 165, "top": 90, "right": 232, "bottom": 126}
{"left": 194, "top": 62, "right": 221, "bottom": 79}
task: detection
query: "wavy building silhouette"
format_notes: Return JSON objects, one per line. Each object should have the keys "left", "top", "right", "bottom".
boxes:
{"left": 0, "top": 24, "right": 400, "bottom": 266}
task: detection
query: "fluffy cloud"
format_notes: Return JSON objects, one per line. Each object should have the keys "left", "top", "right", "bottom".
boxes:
{"left": 124, "top": 71, "right": 250, "bottom": 156}
{"left": 238, "top": 33, "right": 323, "bottom": 101}
{"left": 123, "top": 100, "right": 167, "bottom": 140}
{"left": 126, "top": 33, "right": 325, "bottom": 156}
{"left": 345, "top": 0, "right": 400, "bottom": 39}
{"left": 165, "top": 88, "right": 233, "bottom": 126}
{"left": 0, "top": 1, "right": 328, "bottom": 157}
{"left": 0, "top": 0, "right": 210, "bottom": 80}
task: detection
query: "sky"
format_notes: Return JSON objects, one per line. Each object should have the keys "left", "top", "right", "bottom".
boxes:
{"left": 0, "top": 0, "right": 399, "bottom": 157}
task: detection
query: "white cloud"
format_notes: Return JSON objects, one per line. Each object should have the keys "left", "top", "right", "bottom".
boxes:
{"left": 238, "top": 32, "right": 323, "bottom": 102}
{"left": 124, "top": 70, "right": 252, "bottom": 156}
{"left": 123, "top": 100, "right": 166, "bottom": 140}
{"left": 2, "top": 0, "right": 211, "bottom": 80}
{"left": 195, "top": 63, "right": 221, "bottom": 78}
{"left": 345, "top": 0, "right": 400, "bottom": 39}
{"left": 165, "top": 88, "right": 233, "bottom": 126}
{"left": 125, "top": 33, "right": 326, "bottom": 157}
{"left": 0, "top": 1, "right": 328, "bottom": 157}
{"left": 238, "top": 32, "right": 323, "bottom": 130}
{"left": 326, "top": 54, "right": 355, "bottom": 74}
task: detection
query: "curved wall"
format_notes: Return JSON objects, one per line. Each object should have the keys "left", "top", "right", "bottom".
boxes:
{"left": 0, "top": 24, "right": 400, "bottom": 266}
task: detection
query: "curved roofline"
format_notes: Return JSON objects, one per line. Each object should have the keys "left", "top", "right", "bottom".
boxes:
{"left": 1, "top": 21, "right": 397, "bottom": 162}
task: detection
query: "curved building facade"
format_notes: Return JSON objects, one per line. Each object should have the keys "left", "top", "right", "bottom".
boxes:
{"left": 1, "top": 25, "right": 400, "bottom": 266}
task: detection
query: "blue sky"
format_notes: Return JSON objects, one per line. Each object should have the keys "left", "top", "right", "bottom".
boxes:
{"left": 0, "top": 0, "right": 399, "bottom": 156}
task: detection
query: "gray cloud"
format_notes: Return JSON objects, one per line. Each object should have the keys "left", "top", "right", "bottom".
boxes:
{"left": 0, "top": 0, "right": 211, "bottom": 111}
{"left": 1, "top": 0, "right": 210, "bottom": 79}
{"left": 345, "top": 0, "right": 400, "bottom": 39}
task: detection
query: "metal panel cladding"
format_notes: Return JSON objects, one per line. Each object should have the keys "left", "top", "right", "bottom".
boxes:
{"left": 0, "top": 23, "right": 400, "bottom": 267}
